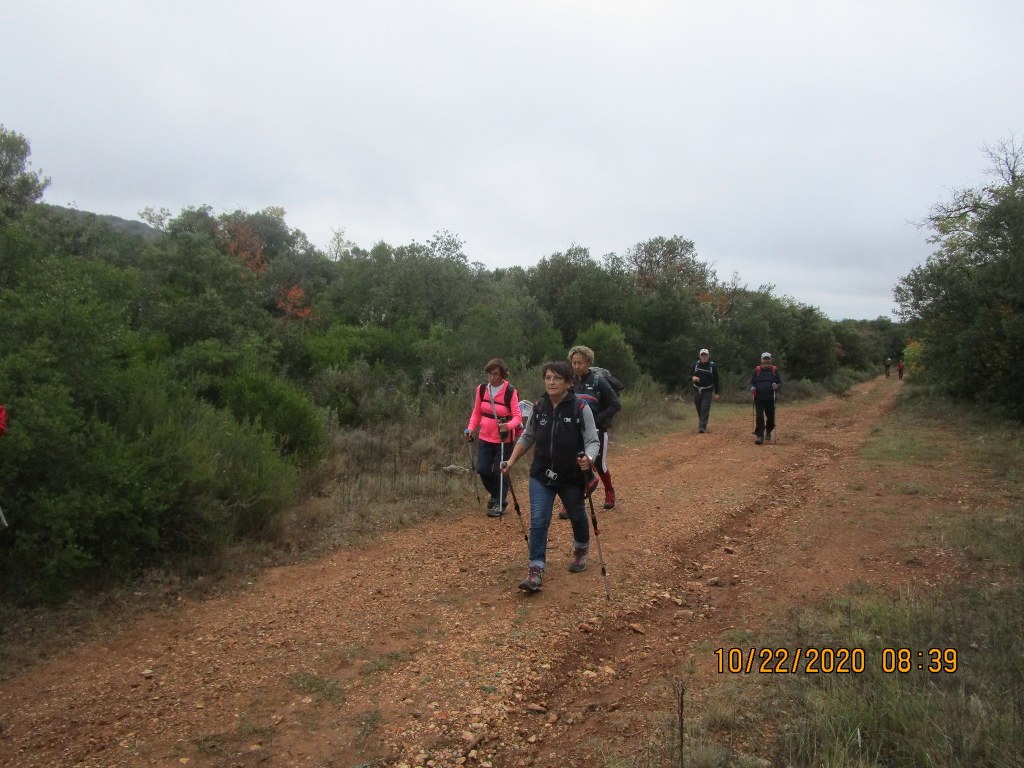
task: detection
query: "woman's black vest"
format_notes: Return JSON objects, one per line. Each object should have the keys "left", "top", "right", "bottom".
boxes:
{"left": 529, "top": 392, "right": 586, "bottom": 487}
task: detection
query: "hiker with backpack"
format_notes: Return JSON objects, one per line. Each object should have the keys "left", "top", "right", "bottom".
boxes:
{"left": 690, "top": 348, "right": 720, "bottom": 433}
{"left": 568, "top": 345, "right": 621, "bottom": 510}
{"left": 750, "top": 352, "right": 782, "bottom": 445}
{"left": 464, "top": 358, "right": 523, "bottom": 517}
{"left": 500, "top": 360, "right": 599, "bottom": 593}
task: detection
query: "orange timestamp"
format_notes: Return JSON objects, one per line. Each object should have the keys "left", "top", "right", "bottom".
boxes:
{"left": 715, "top": 647, "right": 958, "bottom": 674}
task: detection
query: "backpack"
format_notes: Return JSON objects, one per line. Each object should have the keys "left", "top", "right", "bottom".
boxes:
{"left": 754, "top": 365, "right": 779, "bottom": 376}
{"left": 478, "top": 383, "right": 524, "bottom": 440}
{"left": 589, "top": 366, "right": 625, "bottom": 393}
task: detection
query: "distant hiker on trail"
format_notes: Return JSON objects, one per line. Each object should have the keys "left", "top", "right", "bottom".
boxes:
{"left": 897, "top": 360, "right": 905, "bottom": 380}
{"left": 750, "top": 352, "right": 782, "bottom": 445}
{"left": 569, "top": 345, "right": 621, "bottom": 510}
{"left": 501, "top": 360, "right": 599, "bottom": 593}
{"left": 690, "top": 348, "right": 720, "bottom": 433}
{"left": 884, "top": 357, "right": 893, "bottom": 378}
{"left": 465, "top": 358, "right": 522, "bottom": 517}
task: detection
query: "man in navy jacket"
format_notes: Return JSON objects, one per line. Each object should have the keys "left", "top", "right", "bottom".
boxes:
{"left": 750, "top": 352, "right": 782, "bottom": 444}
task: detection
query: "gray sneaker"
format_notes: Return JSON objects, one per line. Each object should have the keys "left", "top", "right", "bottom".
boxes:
{"left": 519, "top": 566, "right": 543, "bottom": 592}
{"left": 766, "top": 430, "right": 773, "bottom": 442}
{"left": 568, "top": 548, "right": 588, "bottom": 573}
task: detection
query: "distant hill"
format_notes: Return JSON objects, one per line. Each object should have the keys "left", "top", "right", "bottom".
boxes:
{"left": 41, "top": 203, "right": 163, "bottom": 243}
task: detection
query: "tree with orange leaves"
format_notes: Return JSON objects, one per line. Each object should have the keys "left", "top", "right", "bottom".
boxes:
{"left": 277, "top": 284, "right": 312, "bottom": 320}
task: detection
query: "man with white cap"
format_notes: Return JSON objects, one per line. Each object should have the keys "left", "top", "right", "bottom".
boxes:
{"left": 690, "top": 348, "right": 719, "bottom": 433}
{"left": 750, "top": 352, "right": 782, "bottom": 444}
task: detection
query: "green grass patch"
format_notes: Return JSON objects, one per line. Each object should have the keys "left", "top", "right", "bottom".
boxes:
{"left": 675, "top": 393, "right": 1024, "bottom": 768}
{"left": 360, "top": 650, "right": 408, "bottom": 676}
{"left": 354, "top": 708, "right": 383, "bottom": 743}
{"left": 291, "top": 672, "right": 344, "bottom": 703}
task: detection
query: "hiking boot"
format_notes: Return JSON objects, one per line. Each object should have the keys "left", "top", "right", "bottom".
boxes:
{"left": 755, "top": 435, "right": 764, "bottom": 445}
{"left": 766, "top": 430, "right": 773, "bottom": 442}
{"left": 698, "top": 427, "right": 706, "bottom": 433}
{"left": 568, "top": 548, "right": 588, "bottom": 573}
{"left": 557, "top": 506, "right": 570, "bottom": 520}
{"left": 519, "top": 566, "right": 543, "bottom": 592}
{"left": 603, "top": 489, "right": 616, "bottom": 510}
{"left": 486, "top": 500, "right": 503, "bottom": 517}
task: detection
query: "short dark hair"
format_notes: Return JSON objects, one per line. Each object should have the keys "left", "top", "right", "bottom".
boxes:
{"left": 484, "top": 358, "right": 509, "bottom": 378}
{"left": 542, "top": 360, "right": 573, "bottom": 382}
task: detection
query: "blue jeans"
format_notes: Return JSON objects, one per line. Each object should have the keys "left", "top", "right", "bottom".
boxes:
{"left": 527, "top": 476, "right": 590, "bottom": 569}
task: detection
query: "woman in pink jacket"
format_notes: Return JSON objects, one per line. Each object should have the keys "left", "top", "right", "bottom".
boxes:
{"left": 464, "top": 358, "right": 522, "bottom": 517}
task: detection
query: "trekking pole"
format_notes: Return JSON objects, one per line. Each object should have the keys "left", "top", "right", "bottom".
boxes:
{"left": 772, "top": 391, "right": 778, "bottom": 443}
{"left": 466, "top": 438, "right": 480, "bottom": 505}
{"left": 586, "top": 485, "right": 612, "bottom": 601}
{"left": 580, "top": 453, "right": 611, "bottom": 601}
{"left": 497, "top": 435, "right": 506, "bottom": 519}
{"left": 505, "top": 475, "right": 529, "bottom": 546}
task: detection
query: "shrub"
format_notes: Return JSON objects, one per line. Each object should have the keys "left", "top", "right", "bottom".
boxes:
{"left": 220, "top": 369, "right": 327, "bottom": 464}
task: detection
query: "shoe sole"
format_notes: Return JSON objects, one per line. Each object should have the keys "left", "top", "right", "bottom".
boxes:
{"left": 568, "top": 564, "right": 587, "bottom": 573}
{"left": 518, "top": 582, "right": 541, "bottom": 593}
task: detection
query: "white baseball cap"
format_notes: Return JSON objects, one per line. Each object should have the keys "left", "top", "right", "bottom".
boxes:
{"left": 699, "top": 348, "right": 710, "bottom": 356}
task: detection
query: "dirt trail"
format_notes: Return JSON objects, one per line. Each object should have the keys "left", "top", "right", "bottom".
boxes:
{"left": 0, "top": 376, "right": 966, "bottom": 767}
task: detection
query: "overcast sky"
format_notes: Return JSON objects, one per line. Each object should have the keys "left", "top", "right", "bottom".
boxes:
{"left": 4, "top": 1, "right": 1022, "bottom": 320}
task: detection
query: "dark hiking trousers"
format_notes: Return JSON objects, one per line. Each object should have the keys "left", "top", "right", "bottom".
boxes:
{"left": 754, "top": 397, "right": 776, "bottom": 438}
{"left": 693, "top": 387, "right": 714, "bottom": 431}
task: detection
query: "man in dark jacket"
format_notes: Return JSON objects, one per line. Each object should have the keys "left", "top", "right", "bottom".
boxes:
{"left": 690, "top": 348, "right": 719, "bottom": 433}
{"left": 750, "top": 352, "right": 782, "bottom": 445}
{"left": 569, "top": 345, "right": 621, "bottom": 509}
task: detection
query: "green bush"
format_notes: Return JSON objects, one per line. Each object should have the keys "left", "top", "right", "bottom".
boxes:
{"left": 0, "top": 364, "right": 299, "bottom": 604}
{"left": 221, "top": 369, "right": 326, "bottom": 464}
{"left": 573, "top": 321, "right": 641, "bottom": 385}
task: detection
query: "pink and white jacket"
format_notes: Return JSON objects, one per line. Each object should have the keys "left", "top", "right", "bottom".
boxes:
{"left": 466, "top": 381, "right": 522, "bottom": 444}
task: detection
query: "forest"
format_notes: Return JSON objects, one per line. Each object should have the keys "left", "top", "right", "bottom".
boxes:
{"left": 8, "top": 126, "right": 1020, "bottom": 605}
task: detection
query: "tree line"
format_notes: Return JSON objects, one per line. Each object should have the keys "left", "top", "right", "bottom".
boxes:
{"left": 895, "top": 137, "right": 1024, "bottom": 420}
{"left": 0, "top": 125, "right": 904, "bottom": 603}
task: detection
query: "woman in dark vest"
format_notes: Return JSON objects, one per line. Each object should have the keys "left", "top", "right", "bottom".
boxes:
{"left": 501, "top": 360, "right": 599, "bottom": 593}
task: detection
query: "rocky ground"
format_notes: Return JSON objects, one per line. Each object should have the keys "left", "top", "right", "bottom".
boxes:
{"left": 0, "top": 375, "right": 980, "bottom": 767}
